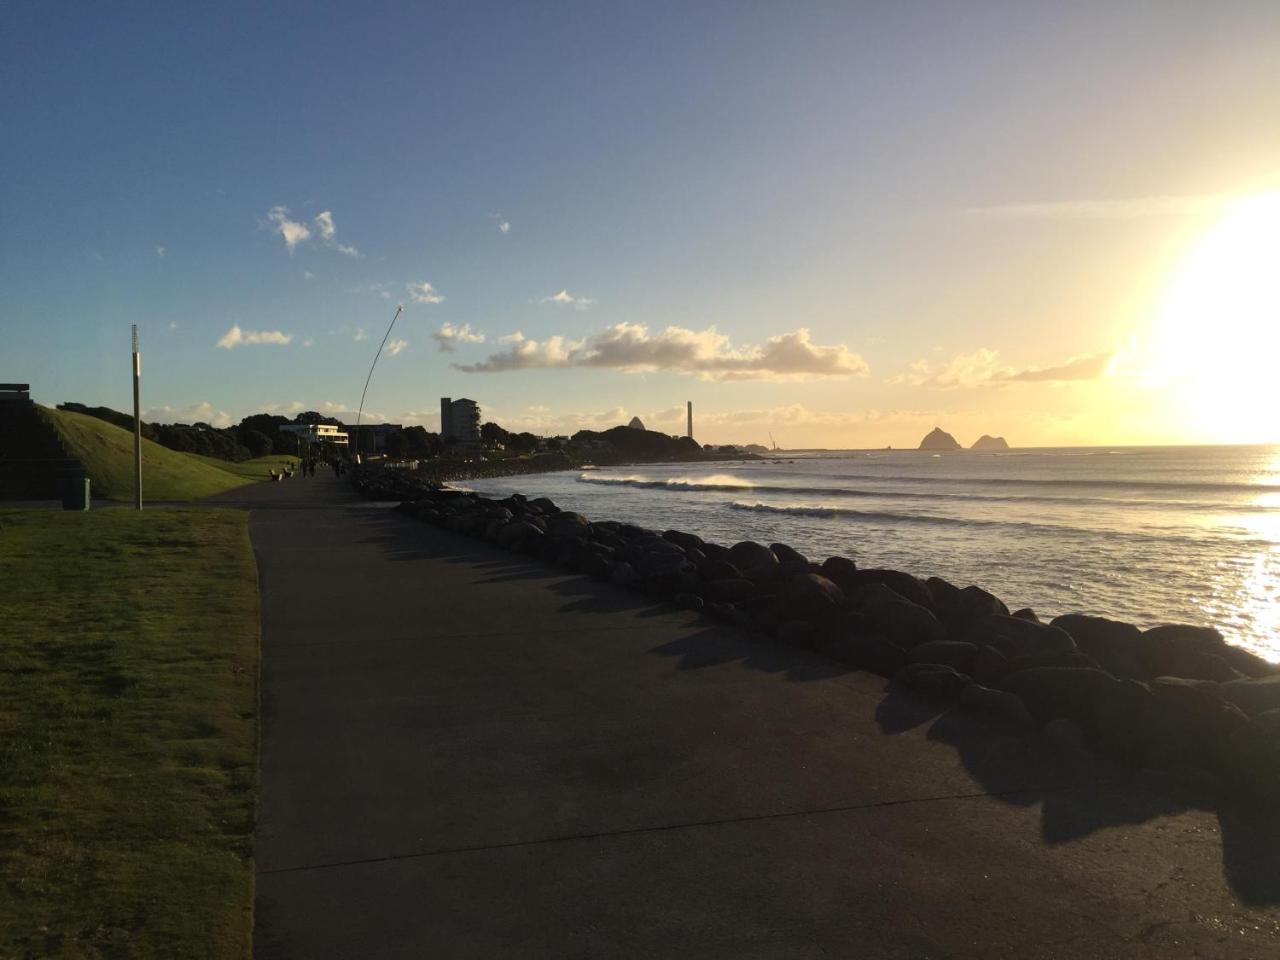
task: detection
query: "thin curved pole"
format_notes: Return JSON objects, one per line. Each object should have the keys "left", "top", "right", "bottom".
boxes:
{"left": 354, "top": 304, "right": 403, "bottom": 461}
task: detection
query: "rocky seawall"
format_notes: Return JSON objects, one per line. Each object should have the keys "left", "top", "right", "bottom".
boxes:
{"left": 353, "top": 474, "right": 1280, "bottom": 803}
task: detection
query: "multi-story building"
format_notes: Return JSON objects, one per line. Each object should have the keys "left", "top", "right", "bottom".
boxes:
{"left": 439, "top": 397, "right": 481, "bottom": 443}
{"left": 279, "top": 422, "right": 349, "bottom": 447}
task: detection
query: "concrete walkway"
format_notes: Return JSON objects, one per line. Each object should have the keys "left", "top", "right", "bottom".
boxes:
{"left": 241, "top": 474, "right": 1280, "bottom": 959}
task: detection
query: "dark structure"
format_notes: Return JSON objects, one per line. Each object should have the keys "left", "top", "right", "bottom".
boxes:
{"left": 0, "top": 384, "right": 86, "bottom": 500}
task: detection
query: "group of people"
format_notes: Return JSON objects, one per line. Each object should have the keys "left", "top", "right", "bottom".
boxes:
{"left": 267, "top": 456, "right": 350, "bottom": 482}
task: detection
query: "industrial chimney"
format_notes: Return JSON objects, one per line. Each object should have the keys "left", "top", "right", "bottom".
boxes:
{"left": 687, "top": 400, "right": 693, "bottom": 440}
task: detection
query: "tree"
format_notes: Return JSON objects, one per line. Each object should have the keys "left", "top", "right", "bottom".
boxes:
{"left": 241, "top": 429, "right": 273, "bottom": 458}
{"left": 480, "top": 421, "right": 510, "bottom": 447}
{"left": 401, "top": 425, "right": 441, "bottom": 458}
{"left": 383, "top": 429, "right": 406, "bottom": 458}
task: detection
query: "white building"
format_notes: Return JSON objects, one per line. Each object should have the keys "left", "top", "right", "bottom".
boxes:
{"left": 280, "top": 422, "right": 349, "bottom": 447}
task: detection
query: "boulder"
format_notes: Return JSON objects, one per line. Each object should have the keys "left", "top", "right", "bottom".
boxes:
{"left": 1148, "top": 676, "right": 1248, "bottom": 743}
{"left": 1092, "top": 678, "right": 1157, "bottom": 764}
{"left": 909, "top": 640, "right": 978, "bottom": 674}
{"left": 496, "top": 520, "right": 544, "bottom": 551}
{"left": 820, "top": 556, "right": 858, "bottom": 588}
{"left": 972, "top": 644, "right": 1010, "bottom": 685}
{"left": 964, "top": 614, "right": 1076, "bottom": 659}
{"left": 663, "top": 529, "right": 706, "bottom": 553}
{"left": 847, "top": 569, "right": 934, "bottom": 611}
{"left": 1050, "top": 614, "right": 1149, "bottom": 679}
{"left": 1043, "top": 717, "right": 1088, "bottom": 754}
{"left": 1143, "top": 624, "right": 1243, "bottom": 681}
{"left": 775, "top": 573, "right": 845, "bottom": 624}
{"left": 1219, "top": 675, "right": 1280, "bottom": 716}
{"left": 704, "top": 578, "right": 757, "bottom": 604}
{"left": 770, "top": 542, "right": 809, "bottom": 566}
{"left": 851, "top": 584, "right": 946, "bottom": 649}
{"left": 959, "top": 683, "right": 1036, "bottom": 732}
{"left": 1011, "top": 608, "right": 1040, "bottom": 622}
{"left": 700, "top": 559, "right": 743, "bottom": 582}
{"left": 900, "top": 663, "right": 970, "bottom": 701}
{"left": 675, "top": 592, "right": 704, "bottom": 612}
{"left": 1000, "top": 667, "right": 1120, "bottom": 734}
{"left": 528, "top": 496, "right": 558, "bottom": 514}
{"left": 609, "top": 562, "right": 637, "bottom": 587}
{"left": 1002, "top": 649, "right": 1101, "bottom": 677}
{"left": 727, "top": 541, "right": 778, "bottom": 576}
{"left": 927, "top": 577, "right": 1008, "bottom": 630}
{"left": 548, "top": 513, "right": 591, "bottom": 541}
{"left": 1219, "top": 708, "right": 1280, "bottom": 798}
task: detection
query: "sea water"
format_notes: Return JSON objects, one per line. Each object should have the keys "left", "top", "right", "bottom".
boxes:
{"left": 459, "top": 446, "right": 1280, "bottom": 663}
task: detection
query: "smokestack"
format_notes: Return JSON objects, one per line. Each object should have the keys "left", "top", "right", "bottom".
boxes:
{"left": 687, "top": 400, "right": 693, "bottom": 440}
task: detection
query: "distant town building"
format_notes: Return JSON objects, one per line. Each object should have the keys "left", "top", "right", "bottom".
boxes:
{"left": 626, "top": 416, "right": 645, "bottom": 430}
{"left": 280, "top": 422, "right": 348, "bottom": 447}
{"left": 341, "top": 422, "right": 402, "bottom": 453}
{"left": 440, "top": 397, "right": 481, "bottom": 443}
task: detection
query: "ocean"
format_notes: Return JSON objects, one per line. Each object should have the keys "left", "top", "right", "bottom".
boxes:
{"left": 458, "top": 445, "right": 1280, "bottom": 664}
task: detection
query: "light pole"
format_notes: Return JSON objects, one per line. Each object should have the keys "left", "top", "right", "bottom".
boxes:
{"left": 354, "top": 304, "right": 403, "bottom": 464}
{"left": 132, "top": 324, "right": 142, "bottom": 510}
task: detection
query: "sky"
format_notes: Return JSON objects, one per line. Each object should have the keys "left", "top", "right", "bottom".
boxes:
{"left": 3, "top": 1, "right": 1279, "bottom": 448}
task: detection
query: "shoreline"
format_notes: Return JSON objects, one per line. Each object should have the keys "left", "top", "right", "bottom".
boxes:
{"left": 353, "top": 468, "right": 1280, "bottom": 804}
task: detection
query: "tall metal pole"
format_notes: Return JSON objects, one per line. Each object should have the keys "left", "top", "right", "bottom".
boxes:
{"left": 132, "top": 324, "right": 142, "bottom": 510}
{"left": 355, "top": 304, "right": 403, "bottom": 465}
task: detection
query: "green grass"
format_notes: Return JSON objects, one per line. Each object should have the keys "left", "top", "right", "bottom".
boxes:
{"left": 187, "top": 453, "right": 298, "bottom": 481}
{"left": 41, "top": 407, "right": 272, "bottom": 501}
{"left": 0, "top": 509, "right": 260, "bottom": 959}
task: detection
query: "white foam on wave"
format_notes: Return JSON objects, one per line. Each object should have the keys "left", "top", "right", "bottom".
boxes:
{"left": 577, "top": 472, "right": 755, "bottom": 491}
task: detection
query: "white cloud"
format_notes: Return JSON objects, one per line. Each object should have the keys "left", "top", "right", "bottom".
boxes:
{"left": 142, "top": 401, "right": 233, "bottom": 428}
{"left": 217, "top": 324, "right": 293, "bottom": 349}
{"left": 431, "top": 322, "right": 486, "bottom": 352}
{"left": 540, "top": 289, "right": 595, "bottom": 309}
{"left": 967, "top": 193, "right": 1229, "bottom": 220}
{"left": 167, "top": 321, "right": 178, "bottom": 332}
{"left": 891, "top": 348, "right": 1113, "bottom": 389}
{"left": 454, "top": 323, "right": 868, "bottom": 381}
{"left": 354, "top": 327, "right": 368, "bottom": 342}
{"left": 384, "top": 338, "right": 408, "bottom": 356}
{"left": 302, "top": 338, "right": 316, "bottom": 348}
{"left": 266, "top": 206, "right": 311, "bottom": 251}
{"left": 408, "top": 281, "right": 445, "bottom": 304}
{"left": 499, "top": 220, "right": 511, "bottom": 234}
{"left": 314, "top": 210, "right": 336, "bottom": 241}
{"left": 303, "top": 270, "right": 315, "bottom": 280}
{"left": 265, "top": 205, "right": 360, "bottom": 256}
{"left": 156, "top": 245, "right": 166, "bottom": 258}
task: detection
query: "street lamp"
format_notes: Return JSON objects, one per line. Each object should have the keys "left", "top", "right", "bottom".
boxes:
{"left": 353, "top": 304, "right": 403, "bottom": 464}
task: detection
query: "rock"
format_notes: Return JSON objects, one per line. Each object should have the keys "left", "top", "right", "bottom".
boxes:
{"left": 847, "top": 569, "right": 935, "bottom": 611}
{"left": 732, "top": 545, "right": 778, "bottom": 583}
{"left": 663, "top": 529, "right": 706, "bottom": 553}
{"left": 1000, "top": 667, "right": 1120, "bottom": 734}
{"left": 901, "top": 663, "right": 970, "bottom": 701}
{"left": 964, "top": 614, "right": 1076, "bottom": 659}
{"left": 675, "top": 592, "right": 705, "bottom": 612}
{"left": 1043, "top": 717, "right": 1088, "bottom": 753}
{"left": 1050, "top": 614, "right": 1149, "bottom": 680}
{"left": 700, "top": 559, "right": 743, "bottom": 582}
{"left": 705, "top": 578, "right": 757, "bottom": 604}
{"left": 776, "top": 620, "right": 816, "bottom": 647}
{"left": 851, "top": 584, "right": 946, "bottom": 649}
{"left": 1148, "top": 676, "right": 1248, "bottom": 743}
{"left": 960, "top": 683, "right": 1036, "bottom": 732}
{"left": 970, "top": 434, "right": 1010, "bottom": 451}
{"left": 770, "top": 542, "right": 808, "bottom": 566}
{"left": 1220, "top": 675, "right": 1280, "bottom": 716}
{"left": 528, "top": 497, "right": 558, "bottom": 514}
{"left": 548, "top": 513, "right": 591, "bottom": 541}
{"left": 1011, "top": 608, "right": 1039, "bottom": 622}
{"left": 1093, "top": 678, "right": 1157, "bottom": 764}
{"left": 1143, "top": 624, "right": 1243, "bottom": 681}
{"left": 927, "top": 577, "right": 1008, "bottom": 630}
{"left": 496, "top": 520, "right": 544, "bottom": 550}
{"left": 775, "top": 573, "right": 845, "bottom": 624}
{"left": 609, "top": 562, "right": 637, "bottom": 587}
{"left": 973, "top": 644, "right": 1010, "bottom": 685}
{"left": 820, "top": 556, "right": 858, "bottom": 587}
{"left": 910, "top": 640, "right": 979, "bottom": 674}
{"left": 1003, "top": 649, "right": 1101, "bottom": 676}
{"left": 1219, "top": 708, "right": 1280, "bottom": 798}
{"left": 918, "top": 427, "right": 961, "bottom": 451}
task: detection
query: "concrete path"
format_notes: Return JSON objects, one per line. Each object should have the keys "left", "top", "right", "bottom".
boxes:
{"left": 240, "top": 474, "right": 1280, "bottom": 959}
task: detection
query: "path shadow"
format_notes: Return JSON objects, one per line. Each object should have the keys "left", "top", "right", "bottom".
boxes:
{"left": 358, "top": 504, "right": 1280, "bottom": 905}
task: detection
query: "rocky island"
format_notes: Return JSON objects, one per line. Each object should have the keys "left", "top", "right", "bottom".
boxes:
{"left": 971, "top": 434, "right": 1010, "bottom": 451}
{"left": 918, "top": 427, "right": 961, "bottom": 451}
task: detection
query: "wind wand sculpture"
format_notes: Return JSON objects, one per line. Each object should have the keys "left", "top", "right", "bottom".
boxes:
{"left": 353, "top": 303, "right": 403, "bottom": 462}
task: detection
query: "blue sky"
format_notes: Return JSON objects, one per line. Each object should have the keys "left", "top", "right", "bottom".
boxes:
{"left": 3, "top": 2, "right": 1279, "bottom": 446}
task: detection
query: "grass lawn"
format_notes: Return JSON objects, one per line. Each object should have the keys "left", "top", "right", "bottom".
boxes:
{"left": 187, "top": 454, "right": 298, "bottom": 481}
{"left": 40, "top": 407, "right": 259, "bottom": 501}
{"left": 0, "top": 509, "right": 260, "bottom": 958}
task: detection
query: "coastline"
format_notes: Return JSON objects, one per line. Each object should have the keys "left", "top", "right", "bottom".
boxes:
{"left": 354, "top": 466, "right": 1280, "bottom": 804}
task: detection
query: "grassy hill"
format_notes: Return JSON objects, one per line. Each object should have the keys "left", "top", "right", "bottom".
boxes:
{"left": 40, "top": 407, "right": 281, "bottom": 501}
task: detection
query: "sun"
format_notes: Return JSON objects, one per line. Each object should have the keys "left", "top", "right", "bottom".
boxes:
{"left": 1144, "top": 191, "right": 1280, "bottom": 444}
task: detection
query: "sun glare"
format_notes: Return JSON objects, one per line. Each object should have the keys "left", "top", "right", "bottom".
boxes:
{"left": 1144, "top": 191, "right": 1280, "bottom": 443}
